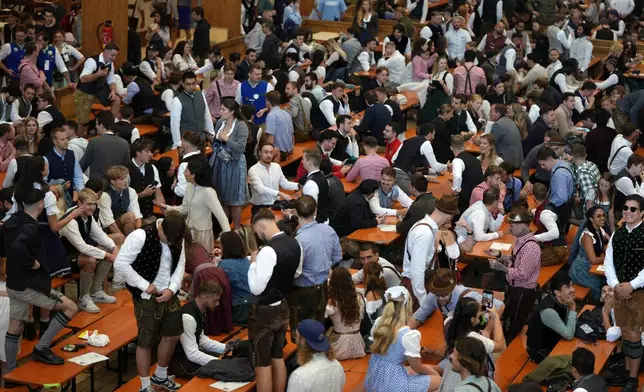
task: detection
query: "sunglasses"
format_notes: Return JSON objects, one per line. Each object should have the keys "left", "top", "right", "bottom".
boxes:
{"left": 622, "top": 206, "right": 640, "bottom": 212}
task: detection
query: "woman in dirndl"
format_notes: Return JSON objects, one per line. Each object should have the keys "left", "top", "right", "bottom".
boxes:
{"left": 210, "top": 98, "right": 249, "bottom": 229}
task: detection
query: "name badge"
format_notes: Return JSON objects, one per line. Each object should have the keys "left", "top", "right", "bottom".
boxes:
{"left": 44, "top": 60, "right": 50, "bottom": 71}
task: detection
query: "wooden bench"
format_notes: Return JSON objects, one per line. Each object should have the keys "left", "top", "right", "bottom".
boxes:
{"left": 494, "top": 329, "right": 529, "bottom": 391}
{"left": 343, "top": 370, "right": 367, "bottom": 392}
{"left": 17, "top": 328, "right": 72, "bottom": 361}
{"left": 51, "top": 272, "right": 80, "bottom": 296}
{"left": 66, "top": 289, "right": 131, "bottom": 330}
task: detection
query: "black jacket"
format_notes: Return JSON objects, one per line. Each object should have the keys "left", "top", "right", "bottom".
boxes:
{"left": 3, "top": 211, "right": 51, "bottom": 294}
{"left": 330, "top": 192, "right": 377, "bottom": 238}
{"left": 193, "top": 19, "right": 211, "bottom": 59}
{"left": 523, "top": 117, "right": 548, "bottom": 157}
{"left": 396, "top": 193, "right": 437, "bottom": 236}
{"left": 259, "top": 33, "right": 282, "bottom": 71}
{"left": 431, "top": 117, "right": 454, "bottom": 163}
{"left": 354, "top": 103, "right": 391, "bottom": 145}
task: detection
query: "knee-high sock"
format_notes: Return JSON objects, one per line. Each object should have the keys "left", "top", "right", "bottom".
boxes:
{"left": 36, "top": 312, "right": 70, "bottom": 350}
{"left": 79, "top": 270, "right": 93, "bottom": 298}
{"left": 91, "top": 260, "right": 113, "bottom": 294}
{"left": 4, "top": 332, "right": 20, "bottom": 372}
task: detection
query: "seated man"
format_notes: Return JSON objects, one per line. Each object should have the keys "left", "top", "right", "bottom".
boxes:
{"left": 410, "top": 268, "right": 503, "bottom": 329}
{"left": 571, "top": 348, "right": 608, "bottom": 392}
{"left": 396, "top": 173, "right": 437, "bottom": 236}
{"left": 112, "top": 105, "right": 141, "bottom": 144}
{"left": 469, "top": 165, "right": 506, "bottom": 213}
{"left": 499, "top": 162, "right": 522, "bottom": 213}
{"left": 98, "top": 165, "right": 142, "bottom": 237}
{"left": 169, "top": 281, "right": 234, "bottom": 378}
{"left": 454, "top": 188, "right": 504, "bottom": 246}
{"left": 369, "top": 166, "right": 413, "bottom": 217}
{"left": 346, "top": 136, "right": 390, "bottom": 182}
{"left": 60, "top": 189, "right": 119, "bottom": 313}
{"left": 526, "top": 270, "right": 577, "bottom": 363}
{"left": 351, "top": 243, "right": 401, "bottom": 288}
{"left": 329, "top": 179, "right": 385, "bottom": 238}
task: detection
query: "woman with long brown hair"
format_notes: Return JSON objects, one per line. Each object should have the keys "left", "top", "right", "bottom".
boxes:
{"left": 507, "top": 103, "right": 531, "bottom": 141}
{"left": 14, "top": 117, "right": 42, "bottom": 155}
{"left": 325, "top": 266, "right": 365, "bottom": 360}
{"left": 477, "top": 134, "right": 503, "bottom": 173}
{"left": 353, "top": 0, "right": 378, "bottom": 44}
{"left": 364, "top": 262, "right": 387, "bottom": 323}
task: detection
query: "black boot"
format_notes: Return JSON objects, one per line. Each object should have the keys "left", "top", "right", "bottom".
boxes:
{"left": 621, "top": 377, "right": 639, "bottom": 392}
{"left": 32, "top": 347, "right": 64, "bottom": 365}
{"left": 39, "top": 320, "right": 50, "bottom": 339}
{"left": 23, "top": 321, "right": 36, "bottom": 341}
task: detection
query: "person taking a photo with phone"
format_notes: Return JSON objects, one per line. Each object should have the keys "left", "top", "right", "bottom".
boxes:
{"left": 127, "top": 138, "right": 165, "bottom": 225}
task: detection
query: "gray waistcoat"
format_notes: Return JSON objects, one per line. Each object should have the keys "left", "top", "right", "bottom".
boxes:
{"left": 177, "top": 91, "right": 207, "bottom": 135}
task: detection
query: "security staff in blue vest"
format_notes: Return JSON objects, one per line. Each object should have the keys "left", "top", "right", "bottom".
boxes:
{"left": 35, "top": 32, "right": 73, "bottom": 89}
{"left": 45, "top": 127, "right": 84, "bottom": 207}
{"left": 235, "top": 63, "right": 273, "bottom": 125}
{"left": 169, "top": 71, "right": 214, "bottom": 150}
{"left": 0, "top": 25, "right": 26, "bottom": 82}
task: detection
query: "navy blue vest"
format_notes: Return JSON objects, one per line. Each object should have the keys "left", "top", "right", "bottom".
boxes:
{"left": 5, "top": 42, "right": 25, "bottom": 78}
{"left": 46, "top": 149, "right": 76, "bottom": 191}
{"left": 104, "top": 185, "right": 131, "bottom": 221}
{"left": 37, "top": 45, "right": 57, "bottom": 86}
{"left": 240, "top": 80, "right": 269, "bottom": 125}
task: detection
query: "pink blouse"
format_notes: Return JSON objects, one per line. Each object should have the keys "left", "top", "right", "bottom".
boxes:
{"left": 412, "top": 55, "right": 431, "bottom": 82}
{"left": 19, "top": 58, "right": 46, "bottom": 94}
{"left": 205, "top": 77, "right": 240, "bottom": 119}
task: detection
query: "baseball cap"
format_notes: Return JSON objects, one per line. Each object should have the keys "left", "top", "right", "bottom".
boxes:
{"left": 296, "top": 319, "right": 330, "bottom": 352}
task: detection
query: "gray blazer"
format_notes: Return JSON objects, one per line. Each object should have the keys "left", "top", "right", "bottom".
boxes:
{"left": 213, "top": 118, "right": 249, "bottom": 159}
{"left": 491, "top": 116, "right": 524, "bottom": 169}
{"left": 80, "top": 132, "right": 130, "bottom": 181}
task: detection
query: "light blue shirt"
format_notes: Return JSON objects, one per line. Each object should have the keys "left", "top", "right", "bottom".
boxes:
{"left": 548, "top": 160, "right": 575, "bottom": 207}
{"left": 264, "top": 106, "right": 294, "bottom": 153}
{"left": 282, "top": 5, "right": 302, "bottom": 28}
{"left": 294, "top": 221, "right": 343, "bottom": 286}
{"left": 45, "top": 148, "right": 85, "bottom": 192}
{"left": 317, "top": 0, "right": 347, "bottom": 21}
{"left": 123, "top": 78, "right": 153, "bottom": 114}
{"left": 412, "top": 285, "right": 503, "bottom": 323}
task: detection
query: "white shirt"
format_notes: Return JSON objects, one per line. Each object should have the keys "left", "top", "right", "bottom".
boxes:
{"left": 170, "top": 92, "right": 215, "bottom": 148}
{"left": 604, "top": 221, "right": 644, "bottom": 289}
{"left": 445, "top": 28, "right": 472, "bottom": 60}
{"left": 234, "top": 80, "right": 274, "bottom": 106}
{"left": 533, "top": 208, "right": 560, "bottom": 242}
{"left": 431, "top": 70, "right": 453, "bottom": 96}
{"left": 319, "top": 96, "right": 350, "bottom": 127}
{"left": 80, "top": 53, "right": 115, "bottom": 86}
{"left": 248, "top": 232, "right": 303, "bottom": 304}
{"left": 451, "top": 157, "right": 466, "bottom": 192}
{"left": 139, "top": 58, "right": 164, "bottom": 82}
{"left": 10, "top": 98, "right": 31, "bottom": 122}
{"left": 68, "top": 137, "right": 88, "bottom": 165}
{"left": 115, "top": 119, "right": 141, "bottom": 144}
{"left": 529, "top": 105, "right": 541, "bottom": 124}
{"left": 160, "top": 88, "right": 175, "bottom": 113}
{"left": 610, "top": 0, "right": 635, "bottom": 16}
{"left": 402, "top": 216, "right": 439, "bottom": 305}
{"left": 97, "top": 187, "right": 143, "bottom": 228}
{"left": 556, "top": 29, "right": 573, "bottom": 50}
{"left": 287, "top": 353, "right": 345, "bottom": 392}
{"left": 114, "top": 219, "right": 186, "bottom": 299}
{"left": 553, "top": 72, "right": 574, "bottom": 94}
{"left": 455, "top": 110, "right": 477, "bottom": 133}
{"left": 179, "top": 313, "right": 227, "bottom": 366}
{"left": 570, "top": 38, "right": 593, "bottom": 72}
{"left": 466, "top": 207, "right": 504, "bottom": 242}
{"left": 477, "top": 0, "right": 504, "bottom": 22}
{"left": 608, "top": 134, "right": 633, "bottom": 175}
{"left": 248, "top": 162, "right": 300, "bottom": 206}
{"left": 0, "top": 42, "right": 22, "bottom": 61}
{"left": 175, "top": 151, "right": 199, "bottom": 197}
{"left": 37, "top": 105, "right": 56, "bottom": 130}
{"left": 128, "top": 159, "right": 161, "bottom": 189}
{"left": 172, "top": 53, "right": 197, "bottom": 72}
{"left": 547, "top": 60, "right": 562, "bottom": 79}
{"left": 614, "top": 171, "right": 644, "bottom": 198}
{"left": 369, "top": 185, "right": 413, "bottom": 216}
{"left": 611, "top": 19, "right": 627, "bottom": 37}
{"left": 351, "top": 257, "right": 401, "bottom": 288}
{"left": 356, "top": 50, "right": 374, "bottom": 72}
{"left": 596, "top": 73, "right": 620, "bottom": 91}
{"left": 502, "top": 46, "right": 517, "bottom": 73}
{"left": 520, "top": 64, "right": 547, "bottom": 89}
{"left": 377, "top": 50, "right": 406, "bottom": 85}
{"left": 573, "top": 96, "right": 589, "bottom": 116}
{"left": 59, "top": 209, "right": 116, "bottom": 260}
{"left": 337, "top": 130, "right": 359, "bottom": 158}
{"left": 287, "top": 65, "right": 301, "bottom": 83}
{"left": 302, "top": 169, "right": 322, "bottom": 202}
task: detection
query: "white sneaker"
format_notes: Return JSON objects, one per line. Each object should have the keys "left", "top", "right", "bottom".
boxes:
{"left": 79, "top": 295, "right": 100, "bottom": 313}
{"left": 91, "top": 290, "right": 117, "bottom": 304}
{"left": 111, "top": 279, "right": 126, "bottom": 290}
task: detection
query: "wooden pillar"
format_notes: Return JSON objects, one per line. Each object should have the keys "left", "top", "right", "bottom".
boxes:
{"left": 202, "top": 0, "right": 242, "bottom": 39}
{"left": 300, "top": 0, "right": 314, "bottom": 19}
{"left": 81, "top": 0, "right": 128, "bottom": 66}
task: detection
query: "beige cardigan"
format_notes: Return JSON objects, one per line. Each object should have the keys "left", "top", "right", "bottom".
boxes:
{"left": 166, "top": 184, "right": 231, "bottom": 233}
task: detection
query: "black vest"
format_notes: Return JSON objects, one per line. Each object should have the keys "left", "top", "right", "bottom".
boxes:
{"left": 427, "top": 23, "right": 444, "bottom": 47}
{"left": 385, "top": 98, "right": 403, "bottom": 125}
{"left": 78, "top": 55, "right": 111, "bottom": 95}
{"left": 450, "top": 110, "right": 469, "bottom": 133}
{"left": 13, "top": 155, "right": 30, "bottom": 185}
{"left": 111, "top": 121, "right": 136, "bottom": 144}
{"left": 614, "top": 168, "right": 638, "bottom": 214}
{"left": 386, "top": 35, "right": 409, "bottom": 56}
{"left": 595, "top": 27, "right": 614, "bottom": 41}
{"left": 481, "top": 0, "right": 500, "bottom": 22}
{"left": 609, "top": 19, "right": 620, "bottom": 32}
{"left": 130, "top": 77, "right": 157, "bottom": 117}
{"left": 312, "top": 95, "right": 340, "bottom": 131}
{"left": 17, "top": 97, "right": 31, "bottom": 118}
{"left": 257, "top": 233, "right": 301, "bottom": 305}
{"left": 140, "top": 58, "right": 158, "bottom": 83}
{"left": 60, "top": 207, "right": 98, "bottom": 247}
{"left": 45, "top": 149, "right": 76, "bottom": 191}
{"left": 549, "top": 68, "right": 567, "bottom": 95}
{"left": 128, "top": 161, "right": 155, "bottom": 218}
{"left": 306, "top": 170, "right": 330, "bottom": 223}
{"left": 604, "top": 71, "right": 624, "bottom": 97}
{"left": 611, "top": 219, "right": 644, "bottom": 286}
{"left": 41, "top": 106, "right": 65, "bottom": 139}
{"left": 527, "top": 294, "right": 570, "bottom": 360}
{"left": 572, "top": 90, "right": 587, "bottom": 124}
{"left": 393, "top": 135, "right": 427, "bottom": 174}
{"left": 104, "top": 185, "right": 131, "bottom": 221}
{"left": 456, "top": 151, "right": 484, "bottom": 213}
{"left": 127, "top": 224, "right": 182, "bottom": 298}
{"left": 173, "top": 300, "right": 205, "bottom": 361}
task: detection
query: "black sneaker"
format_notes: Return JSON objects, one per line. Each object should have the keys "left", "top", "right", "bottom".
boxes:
{"left": 23, "top": 322, "right": 36, "bottom": 341}
{"left": 32, "top": 348, "right": 64, "bottom": 365}
{"left": 621, "top": 377, "right": 639, "bottom": 392}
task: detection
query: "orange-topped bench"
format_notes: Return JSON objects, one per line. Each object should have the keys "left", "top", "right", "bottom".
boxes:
{"left": 494, "top": 329, "right": 529, "bottom": 391}
{"left": 66, "top": 289, "right": 131, "bottom": 330}
{"left": 17, "top": 328, "right": 72, "bottom": 361}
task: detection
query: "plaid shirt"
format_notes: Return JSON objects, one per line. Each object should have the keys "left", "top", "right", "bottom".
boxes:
{"left": 575, "top": 160, "right": 601, "bottom": 205}
{"left": 507, "top": 232, "right": 541, "bottom": 289}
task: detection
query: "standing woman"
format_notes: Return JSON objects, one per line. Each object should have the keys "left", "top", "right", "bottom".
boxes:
{"left": 507, "top": 103, "right": 531, "bottom": 141}
{"left": 325, "top": 267, "right": 366, "bottom": 361}
{"left": 52, "top": 30, "right": 84, "bottom": 88}
{"left": 147, "top": 10, "right": 171, "bottom": 48}
{"left": 205, "top": 63, "right": 240, "bottom": 122}
{"left": 530, "top": 21, "right": 549, "bottom": 67}
{"left": 172, "top": 40, "right": 198, "bottom": 72}
{"left": 159, "top": 160, "right": 231, "bottom": 253}
{"left": 210, "top": 98, "right": 250, "bottom": 228}
{"left": 467, "top": 94, "right": 487, "bottom": 130}
{"left": 584, "top": 0, "right": 604, "bottom": 25}
{"left": 365, "top": 286, "right": 442, "bottom": 392}
{"left": 411, "top": 38, "right": 435, "bottom": 83}
{"left": 175, "top": 0, "right": 193, "bottom": 42}
{"left": 353, "top": 0, "right": 379, "bottom": 45}
{"left": 569, "top": 206, "right": 610, "bottom": 300}
{"left": 418, "top": 56, "right": 453, "bottom": 125}
{"left": 477, "top": 134, "right": 503, "bottom": 173}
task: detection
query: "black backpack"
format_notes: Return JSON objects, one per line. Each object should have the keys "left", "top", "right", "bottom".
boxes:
{"left": 575, "top": 307, "right": 606, "bottom": 342}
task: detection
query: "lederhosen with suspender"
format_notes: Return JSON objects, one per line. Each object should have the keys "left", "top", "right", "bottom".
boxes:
{"left": 464, "top": 64, "right": 475, "bottom": 95}
{"left": 501, "top": 238, "right": 540, "bottom": 343}
{"left": 609, "top": 144, "right": 630, "bottom": 172}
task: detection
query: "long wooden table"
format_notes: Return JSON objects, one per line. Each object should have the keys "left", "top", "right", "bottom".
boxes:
{"left": 346, "top": 216, "right": 401, "bottom": 244}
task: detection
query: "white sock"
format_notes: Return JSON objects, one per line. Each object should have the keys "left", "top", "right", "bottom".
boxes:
{"left": 140, "top": 376, "right": 151, "bottom": 389}
{"left": 155, "top": 365, "right": 168, "bottom": 379}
